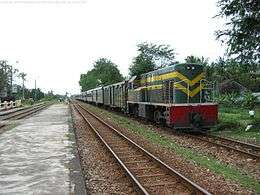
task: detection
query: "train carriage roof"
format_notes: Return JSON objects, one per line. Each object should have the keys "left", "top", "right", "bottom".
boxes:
{"left": 103, "top": 80, "right": 125, "bottom": 88}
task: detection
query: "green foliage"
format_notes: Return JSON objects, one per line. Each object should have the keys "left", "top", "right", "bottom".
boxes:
{"left": 215, "top": 92, "right": 258, "bottom": 108}
{"left": 22, "top": 98, "right": 34, "bottom": 105}
{"left": 185, "top": 55, "right": 209, "bottom": 66}
{"left": 242, "top": 92, "right": 258, "bottom": 108}
{"left": 215, "top": 93, "right": 239, "bottom": 106}
{"left": 0, "top": 60, "right": 13, "bottom": 96}
{"left": 18, "top": 72, "right": 26, "bottom": 81}
{"left": 192, "top": 57, "right": 260, "bottom": 92}
{"left": 42, "top": 90, "right": 59, "bottom": 101}
{"left": 0, "top": 61, "right": 8, "bottom": 91}
{"left": 79, "top": 58, "right": 123, "bottom": 91}
{"left": 213, "top": 105, "right": 260, "bottom": 144}
{"left": 215, "top": 0, "right": 260, "bottom": 63}
{"left": 79, "top": 71, "right": 97, "bottom": 91}
{"left": 251, "top": 118, "right": 260, "bottom": 131}
{"left": 12, "top": 84, "right": 54, "bottom": 102}
{"left": 93, "top": 58, "right": 124, "bottom": 86}
{"left": 129, "top": 42, "right": 177, "bottom": 76}
{"left": 213, "top": 120, "right": 240, "bottom": 131}
{"left": 129, "top": 53, "right": 155, "bottom": 77}
{"left": 31, "top": 88, "right": 45, "bottom": 101}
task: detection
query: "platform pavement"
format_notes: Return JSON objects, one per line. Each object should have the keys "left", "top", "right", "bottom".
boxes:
{"left": 0, "top": 103, "right": 86, "bottom": 195}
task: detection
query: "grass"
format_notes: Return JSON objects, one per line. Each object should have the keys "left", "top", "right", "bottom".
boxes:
{"left": 85, "top": 104, "right": 260, "bottom": 193}
{"left": 213, "top": 105, "right": 260, "bottom": 144}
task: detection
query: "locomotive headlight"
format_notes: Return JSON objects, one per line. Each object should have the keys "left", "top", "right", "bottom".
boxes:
{"left": 192, "top": 66, "right": 195, "bottom": 70}
{"left": 187, "top": 66, "right": 191, "bottom": 70}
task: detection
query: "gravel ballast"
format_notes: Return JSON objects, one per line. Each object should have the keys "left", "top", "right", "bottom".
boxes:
{"left": 80, "top": 102, "right": 254, "bottom": 194}
{"left": 70, "top": 105, "right": 136, "bottom": 194}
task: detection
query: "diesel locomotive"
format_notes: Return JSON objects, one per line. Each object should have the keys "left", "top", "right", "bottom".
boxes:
{"left": 76, "top": 63, "right": 218, "bottom": 131}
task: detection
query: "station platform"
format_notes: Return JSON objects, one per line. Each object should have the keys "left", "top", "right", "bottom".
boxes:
{"left": 0, "top": 104, "right": 86, "bottom": 195}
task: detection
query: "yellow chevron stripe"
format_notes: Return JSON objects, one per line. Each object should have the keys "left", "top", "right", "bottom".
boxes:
{"left": 134, "top": 83, "right": 204, "bottom": 97}
{"left": 140, "top": 71, "right": 204, "bottom": 87}
{"left": 174, "top": 83, "right": 205, "bottom": 97}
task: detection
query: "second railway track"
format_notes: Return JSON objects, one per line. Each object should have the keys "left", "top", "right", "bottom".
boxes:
{"left": 73, "top": 102, "right": 211, "bottom": 195}
{"left": 190, "top": 134, "right": 260, "bottom": 160}
{"left": 0, "top": 104, "right": 50, "bottom": 129}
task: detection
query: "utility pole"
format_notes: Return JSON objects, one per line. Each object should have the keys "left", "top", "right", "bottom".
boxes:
{"left": 19, "top": 72, "right": 26, "bottom": 100}
{"left": 10, "top": 61, "right": 19, "bottom": 97}
{"left": 34, "top": 79, "right": 37, "bottom": 101}
{"left": 22, "top": 78, "right": 25, "bottom": 100}
{"left": 10, "top": 65, "right": 13, "bottom": 96}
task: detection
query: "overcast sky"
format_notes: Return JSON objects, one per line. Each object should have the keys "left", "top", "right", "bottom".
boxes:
{"left": 0, "top": 0, "right": 226, "bottom": 95}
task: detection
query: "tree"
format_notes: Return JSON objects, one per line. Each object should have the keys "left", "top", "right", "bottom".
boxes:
{"left": 79, "top": 58, "right": 124, "bottom": 91}
{"left": 185, "top": 55, "right": 216, "bottom": 81}
{"left": 31, "top": 88, "right": 45, "bottom": 101}
{"left": 215, "top": 0, "right": 260, "bottom": 63}
{"left": 79, "top": 70, "right": 98, "bottom": 91}
{"left": 202, "top": 57, "right": 260, "bottom": 92}
{"left": 18, "top": 72, "right": 27, "bottom": 100}
{"left": 0, "top": 60, "right": 17, "bottom": 97}
{"left": 185, "top": 55, "right": 209, "bottom": 66}
{"left": 0, "top": 60, "right": 9, "bottom": 94}
{"left": 93, "top": 58, "right": 124, "bottom": 86}
{"left": 129, "top": 42, "right": 177, "bottom": 76}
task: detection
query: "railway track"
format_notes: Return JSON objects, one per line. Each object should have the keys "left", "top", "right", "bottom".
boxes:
{"left": 191, "top": 134, "right": 260, "bottom": 160}
{"left": 73, "top": 102, "right": 211, "bottom": 195}
{"left": 0, "top": 105, "right": 40, "bottom": 116}
{"left": 0, "top": 103, "right": 50, "bottom": 129}
{"left": 75, "top": 101, "right": 260, "bottom": 161}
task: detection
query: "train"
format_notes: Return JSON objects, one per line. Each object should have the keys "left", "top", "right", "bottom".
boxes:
{"left": 76, "top": 63, "right": 218, "bottom": 131}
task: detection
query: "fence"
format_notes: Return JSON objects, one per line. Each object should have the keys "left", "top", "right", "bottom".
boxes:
{"left": 0, "top": 100, "right": 22, "bottom": 110}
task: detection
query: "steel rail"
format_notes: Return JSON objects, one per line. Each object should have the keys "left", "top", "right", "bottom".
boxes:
{"left": 189, "top": 134, "right": 260, "bottom": 160}
{"left": 0, "top": 103, "right": 45, "bottom": 116}
{"left": 74, "top": 100, "right": 259, "bottom": 161}
{"left": 0, "top": 106, "right": 29, "bottom": 116}
{"left": 1, "top": 105, "right": 47, "bottom": 121}
{"left": 0, "top": 104, "right": 49, "bottom": 130}
{"left": 74, "top": 102, "right": 211, "bottom": 195}
{"left": 0, "top": 124, "right": 6, "bottom": 129}
{"left": 73, "top": 103, "right": 149, "bottom": 195}
{"left": 209, "top": 134, "right": 260, "bottom": 151}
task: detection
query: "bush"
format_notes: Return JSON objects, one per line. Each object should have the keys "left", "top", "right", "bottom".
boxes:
{"left": 250, "top": 118, "right": 260, "bottom": 131}
{"left": 214, "top": 93, "right": 239, "bottom": 106}
{"left": 213, "top": 121, "right": 241, "bottom": 131}
{"left": 22, "top": 98, "right": 34, "bottom": 105}
{"left": 215, "top": 92, "right": 258, "bottom": 109}
{"left": 242, "top": 92, "right": 258, "bottom": 109}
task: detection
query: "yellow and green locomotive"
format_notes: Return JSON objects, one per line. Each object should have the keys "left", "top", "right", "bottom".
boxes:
{"left": 127, "top": 63, "right": 217, "bottom": 129}
{"left": 77, "top": 63, "right": 218, "bottom": 131}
